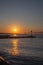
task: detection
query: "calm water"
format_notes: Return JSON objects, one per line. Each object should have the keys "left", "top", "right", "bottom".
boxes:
{"left": 0, "top": 38, "right": 43, "bottom": 65}
{"left": 0, "top": 38, "right": 43, "bottom": 58}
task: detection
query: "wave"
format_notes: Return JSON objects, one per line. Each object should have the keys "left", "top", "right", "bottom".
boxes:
{"left": 0, "top": 51, "right": 43, "bottom": 65}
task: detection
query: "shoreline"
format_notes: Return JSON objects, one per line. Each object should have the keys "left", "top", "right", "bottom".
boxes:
{"left": 0, "top": 35, "right": 36, "bottom": 39}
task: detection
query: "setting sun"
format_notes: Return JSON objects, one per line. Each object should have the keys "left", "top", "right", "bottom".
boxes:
{"left": 13, "top": 28, "right": 17, "bottom": 32}
{"left": 12, "top": 27, "right": 19, "bottom": 34}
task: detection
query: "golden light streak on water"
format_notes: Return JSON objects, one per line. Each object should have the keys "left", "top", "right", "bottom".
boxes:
{"left": 12, "top": 39, "right": 19, "bottom": 56}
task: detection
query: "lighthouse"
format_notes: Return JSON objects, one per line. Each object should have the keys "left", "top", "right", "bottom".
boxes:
{"left": 31, "top": 30, "right": 32, "bottom": 37}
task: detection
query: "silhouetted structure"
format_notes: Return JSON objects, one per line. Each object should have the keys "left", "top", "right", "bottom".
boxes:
{"left": 31, "top": 30, "right": 32, "bottom": 37}
{"left": 0, "top": 31, "right": 36, "bottom": 39}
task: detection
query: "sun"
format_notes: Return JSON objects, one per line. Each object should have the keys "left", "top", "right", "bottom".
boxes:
{"left": 12, "top": 28, "right": 18, "bottom": 33}
{"left": 13, "top": 28, "right": 17, "bottom": 32}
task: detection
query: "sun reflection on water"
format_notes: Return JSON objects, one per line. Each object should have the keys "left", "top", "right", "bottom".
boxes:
{"left": 12, "top": 39, "right": 19, "bottom": 56}
{"left": 13, "top": 34, "right": 17, "bottom": 36}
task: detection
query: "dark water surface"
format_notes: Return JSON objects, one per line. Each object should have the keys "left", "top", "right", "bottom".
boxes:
{"left": 0, "top": 38, "right": 43, "bottom": 65}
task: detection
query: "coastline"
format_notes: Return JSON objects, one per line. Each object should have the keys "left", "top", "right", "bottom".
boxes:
{"left": 0, "top": 35, "right": 36, "bottom": 39}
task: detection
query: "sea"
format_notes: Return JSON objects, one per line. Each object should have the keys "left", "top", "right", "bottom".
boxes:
{"left": 0, "top": 34, "right": 43, "bottom": 65}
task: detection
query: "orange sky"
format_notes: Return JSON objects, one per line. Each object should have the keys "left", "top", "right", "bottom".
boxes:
{"left": 0, "top": 25, "right": 43, "bottom": 34}
{"left": 0, "top": 0, "right": 43, "bottom": 34}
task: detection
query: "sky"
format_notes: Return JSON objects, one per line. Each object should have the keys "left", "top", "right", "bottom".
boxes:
{"left": 0, "top": 0, "right": 43, "bottom": 33}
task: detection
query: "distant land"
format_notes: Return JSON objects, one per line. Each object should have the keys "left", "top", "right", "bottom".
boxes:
{"left": 0, "top": 32, "right": 43, "bottom": 34}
